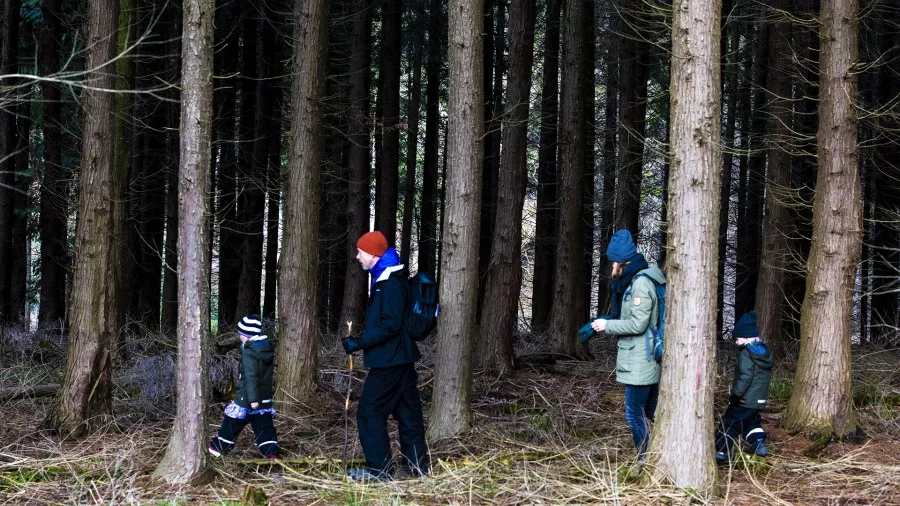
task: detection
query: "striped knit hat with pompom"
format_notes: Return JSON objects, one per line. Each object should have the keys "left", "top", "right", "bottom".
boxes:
{"left": 237, "top": 315, "right": 263, "bottom": 338}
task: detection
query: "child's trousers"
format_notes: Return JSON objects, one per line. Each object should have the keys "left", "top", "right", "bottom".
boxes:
{"left": 210, "top": 412, "right": 279, "bottom": 457}
{"left": 716, "top": 399, "right": 765, "bottom": 454}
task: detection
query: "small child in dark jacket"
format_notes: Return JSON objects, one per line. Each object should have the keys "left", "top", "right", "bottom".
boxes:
{"left": 209, "top": 315, "right": 279, "bottom": 459}
{"left": 716, "top": 311, "right": 774, "bottom": 463}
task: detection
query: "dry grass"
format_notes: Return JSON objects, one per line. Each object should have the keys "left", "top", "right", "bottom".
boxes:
{"left": 1, "top": 332, "right": 899, "bottom": 505}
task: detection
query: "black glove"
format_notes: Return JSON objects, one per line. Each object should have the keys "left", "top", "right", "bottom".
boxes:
{"left": 342, "top": 336, "right": 362, "bottom": 354}
{"left": 729, "top": 394, "right": 743, "bottom": 406}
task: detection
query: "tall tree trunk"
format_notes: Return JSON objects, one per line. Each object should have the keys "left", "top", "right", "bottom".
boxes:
{"left": 377, "top": 0, "right": 402, "bottom": 242}
{"left": 597, "top": 12, "right": 618, "bottom": 316}
{"left": 785, "top": 0, "right": 818, "bottom": 343}
{"left": 478, "top": 0, "right": 497, "bottom": 311}
{"left": 276, "top": 0, "right": 328, "bottom": 408}
{"left": 38, "top": 0, "right": 67, "bottom": 329}
{"left": 716, "top": 18, "right": 739, "bottom": 338}
{"left": 236, "top": 6, "right": 276, "bottom": 318}
{"left": 215, "top": 0, "right": 241, "bottom": 329}
{"left": 418, "top": 0, "right": 443, "bottom": 275}
{"left": 263, "top": 36, "right": 285, "bottom": 321}
{"left": 648, "top": 0, "right": 722, "bottom": 490}
{"left": 755, "top": 0, "right": 792, "bottom": 356}
{"left": 478, "top": 0, "right": 536, "bottom": 374}
{"left": 0, "top": 0, "right": 22, "bottom": 322}
{"left": 612, "top": 0, "right": 650, "bottom": 236}
{"left": 547, "top": 0, "right": 588, "bottom": 359}
{"left": 48, "top": 0, "right": 119, "bottom": 437}
{"left": 9, "top": 102, "right": 30, "bottom": 323}
{"left": 108, "top": 0, "right": 135, "bottom": 356}
{"left": 734, "top": 22, "right": 768, "bottom": 317}
{"left": 339, "top": 0, "right": 373, "bottom": 329}
{"left": 531, "top": 0, "right": 562, "bottom": 332}
{"left": 263, "top": 131, "right": 282, "bottom": 320}
{"left": 152, "top": 0, "right": 214, "bottom": 483}
{"left": 161, "top": 15, "right": 182, "bottom": 335}
{"left": 782, "top": 0, "right": 859, "bottom": 439}
{"left": 401, "top": 41, "right": 423, "bottom": 267}
{"left": 427, "top": 0, "right": 483, "bottom": 440}
{"left": 580, "top": 0, "right": 595, "bottom": 320}
{"left": 869, "top": 9, "right": 899, "bottom": 346}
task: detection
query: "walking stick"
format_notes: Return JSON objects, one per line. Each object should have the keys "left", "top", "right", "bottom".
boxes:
{"left": 342, "top": 321, "right": 353, "bottom": 475}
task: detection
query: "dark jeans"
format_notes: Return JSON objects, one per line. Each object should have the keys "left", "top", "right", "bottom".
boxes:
{"left": 716, "top": 400, "right": 765, "bottom": 454}
{"left": 357, "top": 362, "right": 429, "bottom": 475}
{"left": 210, "top": 412, "right": 279, "bottom": 457}
{"left": 624, "top": 384, "right": 659, "bottom": 458}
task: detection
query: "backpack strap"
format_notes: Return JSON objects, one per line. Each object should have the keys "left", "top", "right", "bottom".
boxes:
{"left": 626, "top": 273, "right": 660, "bottom": 362}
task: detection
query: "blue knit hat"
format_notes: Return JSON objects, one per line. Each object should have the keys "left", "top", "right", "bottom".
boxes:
{"left": 606, "top": 229, "right": 638, "bottom": 263}
{"left": 733, "top": 311, "right": 760, "bottom": 338}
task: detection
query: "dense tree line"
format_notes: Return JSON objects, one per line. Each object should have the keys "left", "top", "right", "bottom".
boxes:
{"left": 0, "top": 0, "right": 894, "bottom": 489}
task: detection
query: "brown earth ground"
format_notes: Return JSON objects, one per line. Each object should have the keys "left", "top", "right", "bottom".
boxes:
{"left": 1, "top": 332, "right": 899, "bottom": 505}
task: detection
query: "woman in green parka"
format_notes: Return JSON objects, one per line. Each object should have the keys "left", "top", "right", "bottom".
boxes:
{"left": 589, "top": 230, "right": 665, "bottom": 461}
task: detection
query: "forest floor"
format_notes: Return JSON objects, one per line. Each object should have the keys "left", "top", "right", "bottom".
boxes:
{"left": 2, "top": 328, "right": 900, "bottom": 505}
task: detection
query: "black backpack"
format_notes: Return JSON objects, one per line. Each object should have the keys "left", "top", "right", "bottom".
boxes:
{"left": 405, "top": 272, "right": 440, "bottom": 341}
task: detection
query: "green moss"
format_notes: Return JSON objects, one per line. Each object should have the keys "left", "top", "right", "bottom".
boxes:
{"left": 802, "top": 431, "right": 833, "bottom": 458}
{"left": 768, "top": 379, "right": 794, "bottom": 403}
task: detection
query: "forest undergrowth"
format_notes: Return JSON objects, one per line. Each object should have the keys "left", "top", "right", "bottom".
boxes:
{"left": 1, "top": 326, "right": 899, "bottom": 505}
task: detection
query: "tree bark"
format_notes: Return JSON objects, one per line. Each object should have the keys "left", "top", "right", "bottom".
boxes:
{"left": 38, "top": 0, "right": 67, "bottom": 329}
{"left": 478, "top": 0, "right": 536, "bottom": 374}
{"left": 0, "top": 0, "right": 22, "bottom": 322}
{"left": 276, "top": 0, "right": 328, "bottom": 408}
{"left": 580, "top": 0, "right": 595, "bottom": 320}
{"left": 427, "top": 0, "right": 483, "bottom": 440}
{"left": 152, "top": 0, "right": 214, "bottom": 484}
{"left": 547, "top": 0, "right": 589, "bottom": 359}
{"left": 531, "top": 0, "right": 562, "bottom": 332}
{"left": 734, "top": 22, "right": 767, "bottom": 317}
{"left": 339, "top": 0, "right": 373, "bottom": 329}
{"left": 478, "top": 0, "right": 497, "bottom": 312}
{"left": 417, "top": 0, "right": 444, "bottom": 276}
{"left": 784, "top": 0, "right": 818, "bottom": 343}
{"left": 161, "top": 14, "right": 182, "bottom": 335}
{"left": 597, "top": 11, "right": 618, "bottom": 316}
{"left": 648, "top": 0, "right": 721, "bottom": 491}
{"left": 263, "top": 35, "right": 285, "bottom": 321}
{"left": 236, "top": 5, "right": 277, "bottom": 319}
{"left": 612, "top": 0, "right": 650, "bottom": 236}
{"left": 401, "top": 41, "right": 423, "bottom": 267}
{"left": 9, "top": 101, "right": 30, "bottom": 323}
{"left": 869, "top": 8, "right": 899, "bottom": 346}
{"left": 48, "top": 0, "right": 119, "bottom": 437}
{"left": 376, "top": 0, "right": 402, "bottom": 243}
{"left": 215, "top": 0, "right": 242, "bottom": 329}
{"left": 716, "top": 13, "right": 739, "bottom": 338}
{"left": 108, "top": 0, "right": 136, "bottom": 356}
{"left": 782, "top": 0, "right": 859, "bottom": 439}
{"left": 754, "top": 0, "right": 792, "bottom": 356}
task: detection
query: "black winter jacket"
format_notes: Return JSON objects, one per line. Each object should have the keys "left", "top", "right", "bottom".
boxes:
{"left": 360, "top": 265, "right": 420, "bottom": 369}
{"left": 234, "top": 338, "right": 275, "bottom": 408}
{"left": 731, "top": 341, "right": 774, "bottom": 410}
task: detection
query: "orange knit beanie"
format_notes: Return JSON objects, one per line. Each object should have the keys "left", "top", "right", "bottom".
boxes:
{"left": 356, "top": 231, "right": 389, "bottom": 256}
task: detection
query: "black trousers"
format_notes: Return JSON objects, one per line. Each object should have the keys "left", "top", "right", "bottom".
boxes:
{"left": 211, "top": 412, "right": 279, "bottom": 457}
{"left": 716, "top": 401, "right": 765, "bottom": 453}
{"left": 357, "top": 362, "right": 429, "bottom": 474}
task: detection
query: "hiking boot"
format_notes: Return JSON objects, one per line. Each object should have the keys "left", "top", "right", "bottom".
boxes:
{"left": 265, "top": 453, "right": 279, "bottom": 460}
{"left": 395, "top": 465, "right": 429, "bottom": 480}
{"left": 347, "top": 468, "right": 391, "bottom": 483}
{"left": 208, "top": 445, "right": 223, "bottom": 458}
{"left": 750, "top": 439, "right": 767, "bottom": 457}
{"left": 715, "top": 451, "right": 728, "bottom": 466}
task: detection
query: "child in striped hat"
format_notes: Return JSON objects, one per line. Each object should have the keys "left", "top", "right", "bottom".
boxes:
{"left": 209, "top": 315, "right": 280, "bottom": 459}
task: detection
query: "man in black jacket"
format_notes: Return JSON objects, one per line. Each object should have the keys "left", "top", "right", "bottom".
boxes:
{"left": 342, "top": 231, "right": 429, "bottom": 481}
